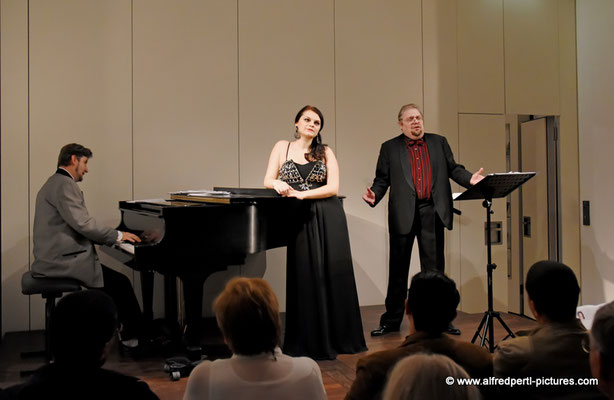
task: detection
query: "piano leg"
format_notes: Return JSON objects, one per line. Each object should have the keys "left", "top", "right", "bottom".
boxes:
{"left": 139, "top": 271, "right": 179, "bottom": 325}
{"left": 180, "top": 274, "right": 208, "bottom": 349}
{"left": 164, "top": 275, "right": 178, "bottom": 323}
{"left": 140, "top": 270, "right": 155, "bottom": 323}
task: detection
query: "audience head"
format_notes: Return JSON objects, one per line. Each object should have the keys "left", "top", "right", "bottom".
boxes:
{"left": 406, "top": 271, "right": 460, "bottom": 334}
{"left": 590, "top": 301, "right": 614, "bottom": 396}
{"left": 51, "top": 290, "right": 118, "bottom": 367}
{"left": 214, "top": 277, "right": 281, "bottom": 356}
{"left": 57, "top": 143, "right": 93, "bottom": 168}
{"left": 526, "top": 260, "right": 580, "bottom": 323}
{"left": 383, "top": 353, "right": 480, "bottom": 400}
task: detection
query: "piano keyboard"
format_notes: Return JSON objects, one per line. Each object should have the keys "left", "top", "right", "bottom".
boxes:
{"left": 118, "top": 242, "right": 135, "bottom": 255}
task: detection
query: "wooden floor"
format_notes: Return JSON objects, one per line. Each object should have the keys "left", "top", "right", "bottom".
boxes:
{"left": 0, "top": 305, "right": 536, "bottom": 399}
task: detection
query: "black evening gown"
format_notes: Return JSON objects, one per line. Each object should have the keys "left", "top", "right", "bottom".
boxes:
{"left": 279, "top": 159, "right": 367, "bottom": 360}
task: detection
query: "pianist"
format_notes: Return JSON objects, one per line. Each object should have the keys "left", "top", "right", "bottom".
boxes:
{"left": 31, "top": 143, "right": 143, "bottom": 348}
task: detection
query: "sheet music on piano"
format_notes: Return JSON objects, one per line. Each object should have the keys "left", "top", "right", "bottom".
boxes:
{"left": 126, "top": 198, "right": 170, "bottom": 204}
{"left": 169, "top": 189, "right": 231, "bottom": 196}
{"left": 169, "top": 189, "right": 233, "bottom": 203}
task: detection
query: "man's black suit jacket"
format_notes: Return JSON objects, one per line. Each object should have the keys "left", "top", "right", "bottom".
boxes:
{"left": 370, "top": 133, "right": 472, "bottom": 235}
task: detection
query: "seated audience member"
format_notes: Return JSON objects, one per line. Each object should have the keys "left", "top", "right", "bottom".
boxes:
{"left": 494, "top": 260, "right": 605, "bottom": 399}
{"left": 4, "top": 290, "right": 159, "bottom": 400}
{"left": 590, "top": 301, "right": 614, "bottom": 398}
{"left": 345, "top": 271, "right": 492, "bottom": 400}
{"left": 382, "top": 353, "right": 481, "bottom": 400}
{"left": 183, "top": 277, "right": 327, "bottom": 400}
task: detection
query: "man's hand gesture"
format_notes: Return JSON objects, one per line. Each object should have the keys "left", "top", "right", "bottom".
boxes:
{"left": 470, "top": 168, "right": 485, "bottom": 185}
{"left": 362, "top": 187, "right": 376, "bottom": 205}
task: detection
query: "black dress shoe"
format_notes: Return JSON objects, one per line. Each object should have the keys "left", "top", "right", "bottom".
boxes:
{"left": 370, "top": 325, "right": 400, "bottom": 337}
{"left": 446, "top": 323, "right": 461, "bottom": 336}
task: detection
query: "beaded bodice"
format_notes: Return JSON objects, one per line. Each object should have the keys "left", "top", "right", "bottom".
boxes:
{"left": 278, "top": 160, "right": 327, "bottom": 191}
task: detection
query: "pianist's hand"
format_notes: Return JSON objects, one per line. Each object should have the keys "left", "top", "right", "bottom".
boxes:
{"left": 272, "top": 180, "right": 292, "bottom": 196}
{"left": 120, "top": 231, "right": 141, "bottom": 243}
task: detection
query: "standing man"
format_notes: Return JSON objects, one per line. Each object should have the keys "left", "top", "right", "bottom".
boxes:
{"left": 363, "top": 104, "right": 484, "bottom": 336}
{"left": 32, "top": 143, "right": 143, "bottom": 346}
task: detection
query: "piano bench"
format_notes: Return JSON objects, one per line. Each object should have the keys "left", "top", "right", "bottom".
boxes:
{"left": 20, "top": 271, "right": 82, "bottom": 366}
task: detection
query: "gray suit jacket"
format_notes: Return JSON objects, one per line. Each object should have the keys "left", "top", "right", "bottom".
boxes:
{"left": 31, "top": 170, "right": 118, "bottom": 287}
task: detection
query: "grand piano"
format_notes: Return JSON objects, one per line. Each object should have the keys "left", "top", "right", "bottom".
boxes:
{"left": 100, "top": 188, "right": 304, "bottom": 347}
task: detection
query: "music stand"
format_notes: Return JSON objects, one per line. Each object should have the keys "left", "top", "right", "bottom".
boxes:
{"left": 455, "top": 172, "right": 536, "bottom": 353}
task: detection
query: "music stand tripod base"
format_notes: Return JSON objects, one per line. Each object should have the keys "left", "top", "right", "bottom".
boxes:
{"left": 455, "top": 172, "right": 536, "bottom": 353}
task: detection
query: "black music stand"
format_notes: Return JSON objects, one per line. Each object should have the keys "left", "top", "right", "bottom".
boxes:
{"left": 455, "top": 172, "right": 536, "bottom": 353}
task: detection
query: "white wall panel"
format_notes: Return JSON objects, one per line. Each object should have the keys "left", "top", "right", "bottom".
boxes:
{"left": 557, "top": 0, "right": 580, "bottom": 291}
{"left": 423, "top": 0, "right": 464, "bottom": 290}
{"left": 504, "top": 0, "right": 560, "bottom": 115}
{"left": 29, "top": 0, "right": 132, "bottom": 222}
{"left": 335, "top": 0, "right": 422, "bottom": 306}
{"left": 133, "top": 0, "right": 239, "bottom": 198}
{"left": 238, "top": 0, "right": 335, "bottom": 188}
{"left": 458, "top": 114, "right": 507, "bottom": 312}
{"left": 1, "top": 0, "right": 31, "bottom": 334}
{"left": 458, "top": 0, "right": 504, "bottom": 114}
{"left": 577, "top": 0, "right": 614, "bottom": 304}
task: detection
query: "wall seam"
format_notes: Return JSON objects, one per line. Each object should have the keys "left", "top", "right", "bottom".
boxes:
{"left": 131, "top": 0, "right": 134, "bottom": 200}
{"left": 455, "top": 0, "right": 463, "bottom": 309}
{"left": 0, "top": 0, "right": 4, "bottom": 338}
{"left": 333, "top": 0, "right": 337, "bottom": 153}
{"left": 420, "top": 0, "right": 425, "bottom": 112}
{"left": 237, "top": 0, "right": 241, "bottom": 187}
{"left": 27, "top": 0, "right": 32, "bottom": 331}
{"left": 502, "top": 0, "right": 507, "bottom": 114}
{"left": 459, "top": 112, "right": 506, "bottom": 116}
{"left": 572, "top": 0, "right": 581, "bottom": 295}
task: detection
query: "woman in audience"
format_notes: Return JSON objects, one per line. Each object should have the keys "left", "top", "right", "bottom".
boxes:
{"left": 183, "top": 277, "right": 327, "bottom": 400}
{"left": 383, "top": 353, "right": 481, "bottom": 400}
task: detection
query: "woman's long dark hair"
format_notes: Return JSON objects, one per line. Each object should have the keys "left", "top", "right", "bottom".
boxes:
{"left": 295, "top": 105, "right": 327, "bottom": 162}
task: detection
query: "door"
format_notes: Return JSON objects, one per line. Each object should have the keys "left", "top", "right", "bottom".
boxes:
{"left": 519, "top": 116, "right": 559, "bottom": 316}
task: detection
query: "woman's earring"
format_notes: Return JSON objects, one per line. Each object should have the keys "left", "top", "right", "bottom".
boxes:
{"left": 294, "top": 126, "right": 300, "bottom": 139}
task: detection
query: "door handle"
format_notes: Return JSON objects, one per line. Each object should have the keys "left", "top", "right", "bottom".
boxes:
{"left": 523, "top": 216, "right": 531, "bottom": 237}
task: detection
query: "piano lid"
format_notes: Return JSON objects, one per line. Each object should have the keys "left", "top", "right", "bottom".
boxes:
{"left": 169, "top": 187, "right": 282, "bottom": 204}
{"left": 213, "top": 188, "right": 279, "bottom": 197}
